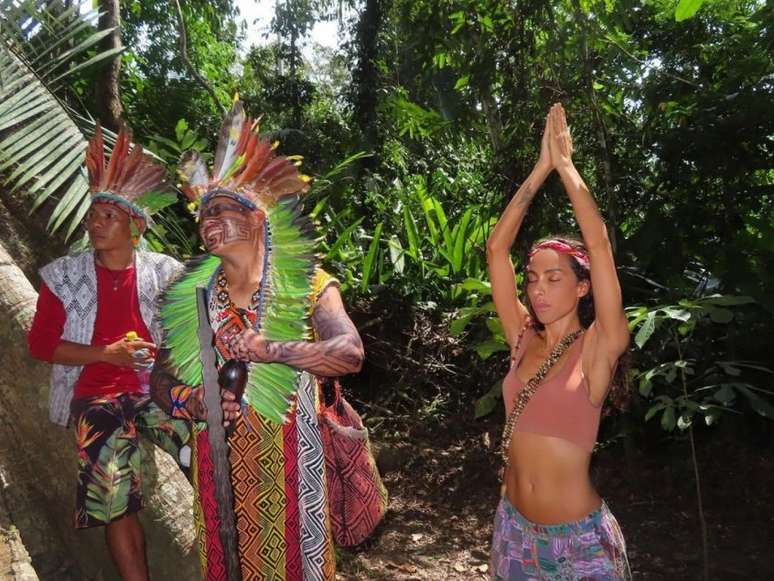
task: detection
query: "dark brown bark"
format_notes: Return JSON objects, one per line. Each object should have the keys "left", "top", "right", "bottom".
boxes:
{"left": 95, "top": 0, "right": 123, "bottom": 131}
{"left": 353, "top": 0, "right": 383, "bottom": 157}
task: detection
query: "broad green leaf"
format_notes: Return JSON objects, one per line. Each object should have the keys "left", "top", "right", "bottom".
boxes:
{"left": 474, "top": 339, "right": 509, "bottom": 360}
{"left": 707, "top": 307, "right": 734, "bottom": 324}
{"left": 175, "top": 119, "right": 189, "bottom": 142}
{"left": 474, "top": 380, "right": 502, "bottom": 419}
{"left": 660, "top": 406, "right": 676, "bottom": 431}
{"left": 388, "top": 235, "right": 405, "bottom": 274}
{"left": 135, "top": 192, "right": 178, "bottom": 215}
{"left": 713, "top": 384, "right": 736, "bottom": 404}
{"left": 634, "top": 311, "right": 656, "bottom": 348}
{"left": 456, "top": 278, "right": 492, "bottom": 293}
{"left": 450, "top": 313, "right": 475, "bottom": 336}
{"left": 403, "top": 205, "right": 420, "bottom": 259}
{"left": 360, "top": 222, "right": 383, "bottom": 292}
{"left": 675, "top": 0, "right": 706, "bottom": 22}
{"left": 735, "top": 386, "right": 774, "bottom": 419}
{"left": 645, "top": 403, "right": 666, "bottom": 421}
{"left": 699, "top": 295, "right": 755, "bottom": 306}
{"left": 485, "top": 317, "right": 504, "bottom": 338}
{"left": 451, "top": 207, "right": 473, "bottom": 273}
{"left": 660, "top": 307, "right": 691, "bottom": 321}
{"left": 454, "top": 75, "right": 470, "bottom": 90}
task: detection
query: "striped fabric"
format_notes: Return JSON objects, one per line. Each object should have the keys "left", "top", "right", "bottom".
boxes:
{"left": 191, "top": 270, "right": 338, "bottom": 580}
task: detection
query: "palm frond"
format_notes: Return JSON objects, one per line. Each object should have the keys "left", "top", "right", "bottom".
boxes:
{"left": 0, "top": 1, "right": 123, "bottom": 239}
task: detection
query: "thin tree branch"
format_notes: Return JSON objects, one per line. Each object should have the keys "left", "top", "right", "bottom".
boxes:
{"left": 602, "top": 36, "right": 700, "bottom": 88}
{"left": 170, "top": 0, "right": 226, "bottom": 115}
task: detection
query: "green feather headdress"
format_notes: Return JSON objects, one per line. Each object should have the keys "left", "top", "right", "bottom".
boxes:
{"left": 159, "top": 101, "right": 319, "bottom": 423}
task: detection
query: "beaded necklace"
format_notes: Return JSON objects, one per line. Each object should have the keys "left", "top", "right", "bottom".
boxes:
{"left": 213, "top": 228, "right": 272, "bottom": 333}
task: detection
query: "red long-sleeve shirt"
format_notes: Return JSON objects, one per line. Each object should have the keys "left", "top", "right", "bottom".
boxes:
{"left": 28, "top": 264, "right": 152, "bottom": 399}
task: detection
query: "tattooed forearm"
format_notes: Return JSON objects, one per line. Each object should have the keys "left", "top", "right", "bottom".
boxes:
{"left": 264, "top": 334, "right": 364, "bottom": 377}
{"left": 268, "top": 285, "right": 364, "bottom": 375}
{"left": 230, "top": 285, "right": 365, "bottom": 375}
{"left": 513, "top": 181, "right": 538, "bottom": 209}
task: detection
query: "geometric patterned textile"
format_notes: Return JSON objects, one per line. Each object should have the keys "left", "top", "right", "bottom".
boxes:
{"left": 189, "top": 272, "right": 336, "bottom": 580}
{"left": 320, "top": 383, "right": 388, "bottom": 547}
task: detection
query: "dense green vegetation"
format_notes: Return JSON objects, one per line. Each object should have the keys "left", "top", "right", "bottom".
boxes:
{"left": 2, "top": 1, "right": 773, "bottom": 577}
{"left": 2, "top": 0, "right": 773, "bottom": 488}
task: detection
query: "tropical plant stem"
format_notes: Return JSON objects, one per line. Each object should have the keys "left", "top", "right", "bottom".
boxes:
{"left": 675, "top": 330, "right": 710, "bottom": 581}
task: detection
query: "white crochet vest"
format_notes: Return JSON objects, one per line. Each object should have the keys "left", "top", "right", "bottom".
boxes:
{"left": 39, "top": 250, "right": 183, "bottom": 426}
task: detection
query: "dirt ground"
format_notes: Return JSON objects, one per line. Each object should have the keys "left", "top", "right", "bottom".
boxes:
{"left": 336, "top": 416, "right": 774, "bottom": 580}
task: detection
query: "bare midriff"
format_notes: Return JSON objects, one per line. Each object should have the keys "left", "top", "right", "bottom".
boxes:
{"left": 504, "top": 432, "right": 602, "bottom": 524}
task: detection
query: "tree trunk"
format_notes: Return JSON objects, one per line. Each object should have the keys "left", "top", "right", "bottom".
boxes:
{"left": 95, "top": 0, "right": 123, "bottom": 131}
{"left": 0, "top": 239, "right": 199, "bottom": 580}
{"left": 353, "top": 0, "right": 382, "bottom": 162}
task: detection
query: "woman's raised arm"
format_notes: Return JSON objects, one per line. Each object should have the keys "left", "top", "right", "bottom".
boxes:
{"left": 486, "top": 116, "right": 552, "bottom": 347}
{"left": 548, "top": 104, "right": 629, "bottom": 373}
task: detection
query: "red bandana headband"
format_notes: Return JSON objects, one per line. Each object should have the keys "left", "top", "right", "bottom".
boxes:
{"left": 528, "top": 239, "right": 591, "bottom": 270}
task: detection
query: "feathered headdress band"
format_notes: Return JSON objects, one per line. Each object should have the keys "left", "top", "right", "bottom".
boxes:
{"left": 86, "top": 124, "right": 167, "bottom": 222}
{"left": 178, "top": 100, "right": 310, "bottom": 212}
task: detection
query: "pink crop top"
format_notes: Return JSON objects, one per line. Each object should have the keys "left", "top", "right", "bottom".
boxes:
{"left": 502, "top": 329, "right": 601, "bottom": 452}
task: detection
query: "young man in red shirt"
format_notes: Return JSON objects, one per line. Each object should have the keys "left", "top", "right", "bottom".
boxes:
{"left": 28, "top": 126, "right": 189, "bottom": 581}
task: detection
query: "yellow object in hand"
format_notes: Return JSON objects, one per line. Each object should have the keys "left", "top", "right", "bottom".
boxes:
{"left": 125, "top": 331, "right": 139, "bottom": 342}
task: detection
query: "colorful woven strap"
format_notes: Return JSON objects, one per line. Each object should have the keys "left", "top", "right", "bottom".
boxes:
{"left": 170, "top": 384, "right": 193, "bottom": 420}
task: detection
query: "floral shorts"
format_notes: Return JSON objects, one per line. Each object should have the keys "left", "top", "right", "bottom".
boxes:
{"left": 71, "top": 393, "right": 190, "bottom": 529}
{"left": 490, "top": 496, "right": 630, "bottom": 580}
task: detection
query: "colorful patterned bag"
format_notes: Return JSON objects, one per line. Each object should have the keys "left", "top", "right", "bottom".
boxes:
{"left": 320, "top": 379, "right": 388, "bottom": 547}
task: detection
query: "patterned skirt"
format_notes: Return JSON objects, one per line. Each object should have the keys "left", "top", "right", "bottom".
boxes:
{"left": 490, "top": 496, "right": 630, "bottom": 580}
{"left": 192, "top": 374, "right": 335, "bottom": 580}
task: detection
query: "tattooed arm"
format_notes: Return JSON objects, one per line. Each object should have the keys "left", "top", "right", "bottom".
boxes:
{"left": 228, "top": 284, "right": 364, "bottom": 376}
{"left": 487, "top": 114, "right": 552, "bottom": 347}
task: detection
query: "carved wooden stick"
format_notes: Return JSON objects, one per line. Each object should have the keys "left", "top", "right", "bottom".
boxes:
{"left": 196, "top": 287, "right": 241, "bottom": 580}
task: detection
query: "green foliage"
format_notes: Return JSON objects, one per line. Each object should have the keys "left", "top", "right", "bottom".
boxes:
{"left": 0, "top": 1, "right": 123, "bottom": 239}
{"left": 628, "top": 294, "right": 774, "bottom": 431}
{"left": 5, "top": 0, "right": 773, "bottom": 442}
{"left": 675, "top": 0, "right": 707, "bottom": 22}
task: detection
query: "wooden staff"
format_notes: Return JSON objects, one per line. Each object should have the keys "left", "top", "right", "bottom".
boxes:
{"left": 196, "top": 286, "right": 241, "bottom": 580}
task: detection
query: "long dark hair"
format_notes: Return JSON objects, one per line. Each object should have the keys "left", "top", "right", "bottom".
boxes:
{"left": 524, "top": 235, "right": 631, "bottom": 412}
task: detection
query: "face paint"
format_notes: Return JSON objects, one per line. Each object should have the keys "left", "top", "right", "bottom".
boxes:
{"left": 199, "top": 197, "right": 264, "bottom": 254}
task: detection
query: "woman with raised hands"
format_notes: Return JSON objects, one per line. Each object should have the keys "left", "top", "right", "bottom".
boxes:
{"left": 486, "top": 103, "right": 631, "bottom": 580}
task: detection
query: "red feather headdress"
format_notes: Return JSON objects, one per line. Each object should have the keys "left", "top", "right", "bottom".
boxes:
{"left": 86, "top": 124, "right": 167, "bottom": 221}
{"left": 178, "top": 100, "right": 310, "bottom": 212}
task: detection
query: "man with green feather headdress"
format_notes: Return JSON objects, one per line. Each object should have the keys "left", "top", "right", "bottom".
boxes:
{"left": 150, "top": 100, "right": 364, "bottom": 580}
{"left": 27, "top": 125, "right": 191, "bottom": 580}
